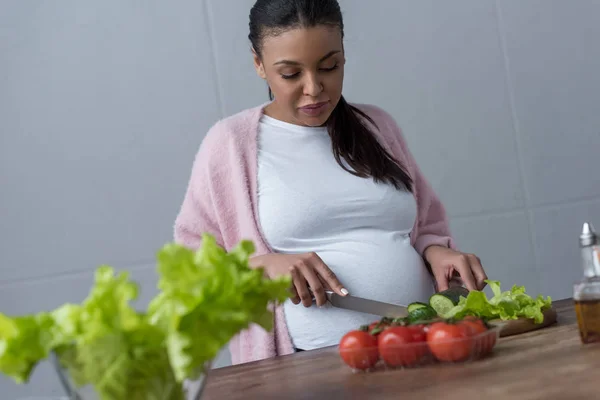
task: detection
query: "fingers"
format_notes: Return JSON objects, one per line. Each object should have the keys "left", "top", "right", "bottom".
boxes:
{"left": 432, "top": 267, "right": 450, "bottom": 292}
{"left": 433, "top": 253, "right": 487, "bottom": 292}
{"left": 467, "top": 254, "right": 488, "bottom": 290}
{"left": 310, "top": 252, "right": 348, "bottom": 296}
{"left": 288, "top": 275, "right": 301, "bottom": 305}
{"left": 318, "top": 274, "right": 331, "bottom": 291}
{"left": 299, "top": 261, "right": 328, "bottom": 307}
{"left": 289, "top": 266, "right": 312, "bottom": 307}
{"left": 288, "top": 252, "right": 347, "bottom": 308}
{"left": 455, "top": 255, "right": 478, "bottom": 291}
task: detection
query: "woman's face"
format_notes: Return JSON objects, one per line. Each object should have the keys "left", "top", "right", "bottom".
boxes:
{"left": 253, "top": 25, "right": 345, "bottom": 127}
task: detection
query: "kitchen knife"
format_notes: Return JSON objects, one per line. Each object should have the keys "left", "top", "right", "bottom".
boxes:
{"left": 320, "top": 291, "right": 410, "bottom": 318}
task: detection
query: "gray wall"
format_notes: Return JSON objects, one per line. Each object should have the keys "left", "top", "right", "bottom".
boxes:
{"left": 2, "top": 0, "right": 599, "bottom": 398}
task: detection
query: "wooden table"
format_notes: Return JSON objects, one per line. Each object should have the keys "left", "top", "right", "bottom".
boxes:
{"left": 203, "top": 299, "right": 598, "bottom": 400}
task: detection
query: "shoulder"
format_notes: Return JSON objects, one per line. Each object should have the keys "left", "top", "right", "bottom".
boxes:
{"left": 192, "top": 104, "right": 267, "bottom": 170}
{"left": 201, "top": 104, "right": 265, "bottom": 150}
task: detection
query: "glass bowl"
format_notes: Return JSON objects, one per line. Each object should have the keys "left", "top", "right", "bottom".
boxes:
{"left": 50, "top": 352, "right": 210, "bottom": 400}
{"left": 339, "top": 324, "right": 501, "bottom": 372}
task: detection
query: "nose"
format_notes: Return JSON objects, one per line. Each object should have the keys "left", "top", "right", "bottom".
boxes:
{"left": 303, "top": 74, "right": 323, "bottom": 97}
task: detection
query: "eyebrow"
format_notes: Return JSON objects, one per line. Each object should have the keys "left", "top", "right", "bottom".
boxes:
{"left": 273, "top": 50, "right": 341, "bottom": 66}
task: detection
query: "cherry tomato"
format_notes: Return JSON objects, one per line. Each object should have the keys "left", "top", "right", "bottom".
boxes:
{"left": 378, "top": 326, "right": 427, "bottom": 367}
{"left": 460, "top": 316, "right": 486, "bottom": 333}
{"left": 460, "top": 318, "right": 496, "bottom": 358}
{"left": 426, "top": 321, "right": 474, "bottom": 362}
{"left": 407, "top": 324, "right": 428, "bottom": 341}
{"left": 339, "top": 330, "right": 379, "bottom": 370}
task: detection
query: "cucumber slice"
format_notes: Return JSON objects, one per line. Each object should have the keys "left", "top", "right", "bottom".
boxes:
{"left": 407, "top": 302, "right": 429, "bottom": 313}
{"left": 429, "top": 294, "right": 455, "bottom": 316}
{"left": 407, "top": 306, "right": 438, "bottom": 323}
{"left": 429, "top": 287, "right": 469, "bottom": 316}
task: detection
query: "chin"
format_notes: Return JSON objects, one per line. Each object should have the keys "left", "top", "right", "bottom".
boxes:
{"left": 297, "top": 112, "right": 333, "bottom": 128}
{"left": 303, "top": 119, "right": 328, "bottom": 127}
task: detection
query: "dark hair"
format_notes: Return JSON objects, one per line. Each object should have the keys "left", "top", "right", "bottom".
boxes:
{"left": 249, "top": 0, "right": 413, "bottom": 192}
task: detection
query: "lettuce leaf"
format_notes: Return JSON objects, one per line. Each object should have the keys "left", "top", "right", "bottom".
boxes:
{"left": 148, "top": 234, "right": 291, "bottom": 382}
{"left": 0, "top": 313, "right": 54, "bottom": 383}
{"left": 50, "top": 267, "right": 183, "bottom": 400}
{"left": 0, "top": 235, "right": 291, "bottom": 400}
{"left": 444, "top": 280, "right": 552, "bottom": 323}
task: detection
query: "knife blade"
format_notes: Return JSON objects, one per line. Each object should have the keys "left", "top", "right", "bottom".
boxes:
{"left": 322, "top": 291, "right": 410, "bottom": 318}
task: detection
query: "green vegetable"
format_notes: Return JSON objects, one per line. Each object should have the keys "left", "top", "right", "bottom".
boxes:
{"left": 429, "top": 294, "right": 455, "bottom": 316}
{"left": 442, "top": 280, "right": 552, "bottom": 324}
{"left": 407, "top": 302, "right": 429, "bottom": 313}
{"left": 0, "top": 234, "right": 291, "bottom": 400}
{"left": 438, "top": 287, "right": 470, "bottom": 304}
{"left": 147, "top": 235, "right": 291, "bottom": 382}
{"left": 429, "top": 287, "right": 469, "bottom": 316}
{"left": 0, "top": 313, "right": 54, "bottom": 384}
{"left": 407, "top": 305, "right": 438, "bottom": 323}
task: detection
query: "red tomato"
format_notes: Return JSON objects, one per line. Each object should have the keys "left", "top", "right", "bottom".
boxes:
{"left": 339, "top": 330, "right": 379, "bottom": 370}
{"left": 378, "top": 326, "right": 427, "bottom": 367}
{"left": 460, "top": 316, "right": 486, "bottom": 334}
{"left": 460, "top": 318, "right": 496, "bottom": 358}
{"left": 426, "top": 322, "right": 474, "bottom": 362}
{"left": 407, "top": 324, "right": 427, "bottom": 342}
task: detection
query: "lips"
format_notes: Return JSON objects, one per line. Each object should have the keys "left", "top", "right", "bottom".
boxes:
{"left": 298, "top": 101, "right": 330, "bottom": 118}
{"left": 299, "top": 101, "right": 329, "bottom": 110}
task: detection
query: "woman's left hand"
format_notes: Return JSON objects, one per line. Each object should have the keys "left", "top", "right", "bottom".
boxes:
{"left": 423, "top": 245, "right": 488, "bottom": 292}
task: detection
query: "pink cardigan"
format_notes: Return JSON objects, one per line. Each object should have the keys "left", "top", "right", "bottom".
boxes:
{"left": 174, "top": 103, "right": 456, "bottom": 365}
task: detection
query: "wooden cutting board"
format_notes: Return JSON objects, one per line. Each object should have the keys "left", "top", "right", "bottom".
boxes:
{"left": 490, "top": 307, "right": 558, "bottom": 337}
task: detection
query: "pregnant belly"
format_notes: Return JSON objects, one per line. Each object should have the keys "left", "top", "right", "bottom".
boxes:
{"left": 283, "top": 237, "right": 435, "bottom": 350}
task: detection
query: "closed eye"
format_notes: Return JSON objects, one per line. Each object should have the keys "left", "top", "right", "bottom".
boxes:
{"left": 281, "top": 64, "right": 339, "bottom": 80}
{"left": 281, "top": 72, "right": 300, "bottom": 80}
{"left": 321, "top": 64, "right": 338, "bottom": 72}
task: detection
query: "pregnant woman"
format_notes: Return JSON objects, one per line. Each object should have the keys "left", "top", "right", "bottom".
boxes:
{"left": 174, "top": 0, "right": 488, "bottom": 364}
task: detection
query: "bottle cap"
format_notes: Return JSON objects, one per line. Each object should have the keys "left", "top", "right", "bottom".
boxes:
{"left": 580, "top": 222, "right": 598, "bottom": 247}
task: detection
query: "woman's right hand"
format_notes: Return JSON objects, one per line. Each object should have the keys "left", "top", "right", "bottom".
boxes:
{"left": 250, "top": 252, "right": 348, "bottom": 307}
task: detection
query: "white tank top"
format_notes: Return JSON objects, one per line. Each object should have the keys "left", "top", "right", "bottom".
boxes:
{"left": 257, "top": 115, "right": 434, "bottom": 350}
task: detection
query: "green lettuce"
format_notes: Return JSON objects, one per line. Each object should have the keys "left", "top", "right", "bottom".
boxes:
{"left": 147, "top": 234, "right": 291, "bottom": 382}
{"left": 0, "top": 313, "right": 54, "bottom": 383}
{"left": 444, "top": 280, "right": 552, "bottom": 324}
{"left": 0, "top": 235, "right": 291, "bottom": 400}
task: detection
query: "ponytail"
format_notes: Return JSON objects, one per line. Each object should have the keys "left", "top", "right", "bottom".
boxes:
{"left": 326, "top": 96, "right": 413, "bottom": 192}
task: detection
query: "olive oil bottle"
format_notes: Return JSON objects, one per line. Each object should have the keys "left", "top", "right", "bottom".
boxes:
{"left": 574, "top": 222, "right": 600, "bottom": 344}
